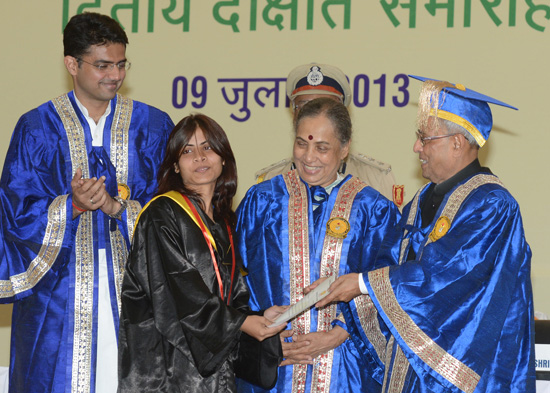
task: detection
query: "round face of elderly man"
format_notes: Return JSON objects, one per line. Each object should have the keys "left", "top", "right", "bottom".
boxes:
{"left": 413, "top": 116, "right": 477, "bottom": 185}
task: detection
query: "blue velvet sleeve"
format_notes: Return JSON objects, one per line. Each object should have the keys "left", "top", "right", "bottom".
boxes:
{"left": 366, "top": 186, "right": 534, "bottom": 392}
{"left": 125, "top": 103, "right": 173, "bottom": 207}
{"left": 0, "top": 106, "right": 76, "bottom": 302}
{"left": 235, "top": 181, "right": 289, "bottom": 312}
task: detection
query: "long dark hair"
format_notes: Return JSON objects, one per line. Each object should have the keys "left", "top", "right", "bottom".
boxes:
{"left": 157, "top": 114, "right": 238, "bottom": 225}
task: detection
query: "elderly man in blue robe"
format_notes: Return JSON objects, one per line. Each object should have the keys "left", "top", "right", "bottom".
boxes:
{"left": 315, "top": 76, "right": 535, "bottom": 392}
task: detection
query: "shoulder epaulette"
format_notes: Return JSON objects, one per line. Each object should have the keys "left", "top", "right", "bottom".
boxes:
{"left": 254, "top": 158, "right": 293, "bottom": 183}
{"left": 350, "top": 153, "right": 393, "bottom": 175}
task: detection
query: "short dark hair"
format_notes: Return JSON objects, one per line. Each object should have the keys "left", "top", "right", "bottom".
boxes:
{"left": 157, "top": 114, "right": 238, "bottom": 225}
{"left": 63, "top": 12, "right": 128, "bottom": 58}
{"left": 294, "top": 97, "right": 352, "bottom": 146}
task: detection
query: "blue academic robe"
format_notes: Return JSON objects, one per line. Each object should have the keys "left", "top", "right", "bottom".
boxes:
{"left": 0, "top": 92, "right": 173, "bottom": 393}
{"left": 344, "top": 173, "right": 536, "bottom": 392}
{"left": 235, "top": 172, "right": 400, "bottom": 393}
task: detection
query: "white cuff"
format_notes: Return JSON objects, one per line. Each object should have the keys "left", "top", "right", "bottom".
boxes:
{"left": 358, "top": 273, "right": 369, "bottom": 295}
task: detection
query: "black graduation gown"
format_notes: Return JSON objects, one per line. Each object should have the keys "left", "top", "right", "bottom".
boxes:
{"left": 118, "top": 196, "right": 249, "bottom": 392}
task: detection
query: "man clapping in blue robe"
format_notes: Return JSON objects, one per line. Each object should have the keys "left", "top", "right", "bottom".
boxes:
{"left": 0, "top": 13, "right": 173, "bottom": 393}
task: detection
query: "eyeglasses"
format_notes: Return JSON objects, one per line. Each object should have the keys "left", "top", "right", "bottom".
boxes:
{"left": 415, "top": 131, "right": 457, "bottom": 147}
{"left": 77, "top": 58, "right": 131, "bottom": 72}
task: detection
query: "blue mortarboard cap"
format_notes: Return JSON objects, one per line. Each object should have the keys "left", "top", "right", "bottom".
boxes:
{"left": 409, "top": 75, "right": 517, "bottom": 147}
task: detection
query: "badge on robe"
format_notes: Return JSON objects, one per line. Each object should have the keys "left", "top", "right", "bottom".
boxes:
{"left": 118, "top": 183, "right": 131, "bottom": 200}
{"left": 429, "top": 216, "right": 451, "bottom": 242}
{"left": 393, "top": 185, "right": 405, "bottom": 207}
{"left": 326, "top": 217, "right": 350, "bottom": 239}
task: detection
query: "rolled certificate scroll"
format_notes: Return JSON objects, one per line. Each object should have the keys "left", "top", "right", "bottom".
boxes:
{"left": 269, "top": 275, "right": 336, "bottom": 327}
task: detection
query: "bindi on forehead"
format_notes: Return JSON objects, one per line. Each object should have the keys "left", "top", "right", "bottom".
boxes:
{"left": 308, "top": 135, "right": 313, "bottom": 140}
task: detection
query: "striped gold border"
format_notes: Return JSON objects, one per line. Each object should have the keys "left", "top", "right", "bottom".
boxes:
{"left": 430, "top": 108, "right": 486, "bottom": 147}
{"left": 385, "top": 339, "right": 409, "bottom": 392}
{"left": 381, "top": 336, "right": 394, "bottom": 390}
{"left": 284, "top": 173, "right": 366, "bottom": 393}
{"left": 126, "top": 200, "right": 142, "bottom": 241}
{"left": 312, "top": 177, "right": 365, "bottom": 393}
{"left": 109, "top": 230, "right": 127, "bottom": 316}
{"left": 284, "top": 170, "right": 311, "bottom": 392}
{"left": 109, "top": 94, "right": 133, "bottom": 314}
{"left": 0, "top": 196, "right": 67, "bottom": 298}
{"left": 111, "top": 95, "right": 132, "bottom": 184}
{"left": 354, "top": 294, "right": 386, "bottom": 364}
{"left": 72, "top": 211, "right": 94, "bottom": 393}
{"left": 55, "top": 94, "right": 90, "bottom": 178}
{"left": 54, "top": 94, "right": 95, "bottom": 393}
{"left": 369, "top": 267, "right": 480, "bottom": 393}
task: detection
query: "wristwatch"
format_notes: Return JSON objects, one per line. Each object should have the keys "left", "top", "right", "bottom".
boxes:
{"left": 108, "top": 196, "right": 128, "bottom": 220}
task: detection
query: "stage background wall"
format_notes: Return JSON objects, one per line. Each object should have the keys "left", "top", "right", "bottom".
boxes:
{"left": 0, "top": 0, "right": 548, "bottom": 366}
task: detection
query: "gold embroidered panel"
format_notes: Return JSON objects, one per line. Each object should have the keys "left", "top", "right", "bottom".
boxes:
{"left": 126, "top": 200, "right": 141, "bottom": 242}
{"left": 72, "top": 213, "right": 94, "bottom": 393}
{"left": 381, "top": 336, "right": 395, "bottom": 390}
{"left": 0, "top": 196, "right": 67, "bottom": 298}
{"left": 312, "top": 176, "right": 365, "bottom": 393}
{"left": 284, "top": 172, "right": 366, "bottom": 393}
{"left": 54, "top": 95, "right": 90, "bottom": 179}
{"left": 110, "top": 95, "right": 132, "bottom": 183}
{"left": 369, "top": 266, "right": 480, "bottom": 393}
{"left": 109, "top": 230, "right": 127, "bottom": 316}
{"left": 385, "top": 341, "right": 409, "bottom": 393}
{"left": 283, "top": 170, "right": 311, "bottom": 393}
{"left": 54, "top": 93, "right": 95, "bottom": 393}
{"left": 109, "top": 94, "right": 134, "bottom": 314}
{"left": 354, "top": 294, "right": 386, "bottom": 364}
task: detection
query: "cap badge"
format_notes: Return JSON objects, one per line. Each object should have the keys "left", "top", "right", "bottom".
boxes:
{"left": 326, "top": 217, "right": 350, "bottom": 239}
{"left": 429, "top": 216, "right": 451, "bottom": 242}
{"left": 307, "top": 66, "right": 324, "bottom": 86}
